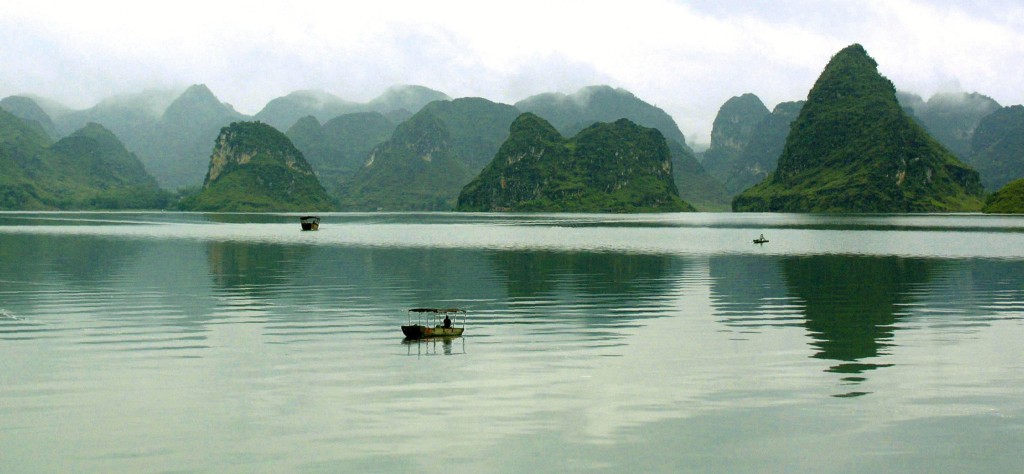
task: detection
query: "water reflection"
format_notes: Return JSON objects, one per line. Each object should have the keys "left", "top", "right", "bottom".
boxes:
{"left": 206, "top": 241, "right": 313, "bottom": 293}
{"left": 403, "top": 336, "right": 465, "bottom": 356}
{"left": 710, "top": 254, "right": 943, "bottom": 395}
{"left": 0, "top": 233, "right": 143, "bottom": 287}
{"left": 4, "top": 213, "right": 1024, "bottom": 471}
{"left": 783, "top": 256, "right": 933, "bottom": 370}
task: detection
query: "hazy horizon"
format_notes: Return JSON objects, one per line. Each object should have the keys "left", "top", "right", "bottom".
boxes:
{"left": 2, "top": 0, "right": 1022, "bottom": 143}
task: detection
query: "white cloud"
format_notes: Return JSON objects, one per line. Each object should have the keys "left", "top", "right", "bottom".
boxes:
{"left": 1, "top": 0, "right": 1022, "bottom": 141}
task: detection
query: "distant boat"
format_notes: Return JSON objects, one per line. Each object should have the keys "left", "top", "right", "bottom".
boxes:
{"left": 300, "top": 216, "right": 320, "bottom": 231}
{"left": 754, "top": 234, "right": 768, "bottom": 244}
{"left": 402, "top": 308, "right": 466, "bottom": 339}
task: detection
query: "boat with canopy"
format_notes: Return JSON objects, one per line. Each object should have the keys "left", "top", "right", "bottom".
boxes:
{"left": 402, "top": 308, "right": 466, "bottom": 339}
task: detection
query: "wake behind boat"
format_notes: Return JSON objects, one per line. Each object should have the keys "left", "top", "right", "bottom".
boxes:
{"left": 402, "top": 308, "right": 466, "bottom": 339}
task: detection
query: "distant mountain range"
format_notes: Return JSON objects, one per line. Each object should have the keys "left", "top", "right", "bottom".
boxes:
{"left": 3, "top": 70, "right": 1023, "bottom": 213}
{"left": 0, "top": 108, "right": 168, "bottom": 210}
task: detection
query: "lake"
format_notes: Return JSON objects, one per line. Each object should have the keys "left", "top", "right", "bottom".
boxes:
{"left": 1, "top": 212, "right": 1023, "bottom": 472}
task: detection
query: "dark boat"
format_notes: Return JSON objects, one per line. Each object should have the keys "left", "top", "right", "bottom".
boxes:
{"left": 754, "top": 234, "right": 768, "bottom": 244}
{"left": 300, "top": 216, "right": 320, "bottom": 231}
{"left": 402, "top": 308, "right": 466, "bottom": 339}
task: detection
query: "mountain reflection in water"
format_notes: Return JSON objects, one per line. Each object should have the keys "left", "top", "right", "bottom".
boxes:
{"left": 1, "top": 212, "right": 1023, "bottom": 472}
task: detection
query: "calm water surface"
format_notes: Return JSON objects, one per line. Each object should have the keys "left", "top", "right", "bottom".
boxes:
{"left": 1, "top": 212, "right": 1023, "bottom": 472}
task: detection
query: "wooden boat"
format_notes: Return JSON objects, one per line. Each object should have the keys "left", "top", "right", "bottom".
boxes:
{"left": 402, "top": 308, "right": 466, "bottom": 339}
{"left": 753, "top": 234, "right": 768, "bottom": 244}
{"left": 300, "top": 216, "right": 320, "bottom": 231}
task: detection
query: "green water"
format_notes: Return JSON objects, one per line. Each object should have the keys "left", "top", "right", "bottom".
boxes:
{"left": 1, "top": 212, "right": 1022, "bottom": 472}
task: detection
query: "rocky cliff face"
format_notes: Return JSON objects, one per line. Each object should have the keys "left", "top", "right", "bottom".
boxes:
{"left": 457, "top": 113, "right": 693, "bottom": 212}
{"left": 733, "top": 44, "right": 984, "bottom": 212}
{"left": 183, "top": 121, "right": 334, "bottom": 212}
{"left": 701, "top": 93, "right": 770, "bottom": 185}
{"left": 723, "top": 100, "right": 804, "bottom": 194}
{"left": 204, "top": 122, "right": 315, "bottom": 186}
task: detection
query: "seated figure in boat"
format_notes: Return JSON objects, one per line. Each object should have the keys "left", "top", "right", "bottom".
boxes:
{"left": 443, "top": 315, "right": 452, "bottom": 328}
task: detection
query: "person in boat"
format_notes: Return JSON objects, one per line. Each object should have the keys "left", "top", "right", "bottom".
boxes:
{"left": 443, "top": 314, "right": 452, "bottom": 329}
{"left": 759, "top": 233, "right": 765, "bottom": 241}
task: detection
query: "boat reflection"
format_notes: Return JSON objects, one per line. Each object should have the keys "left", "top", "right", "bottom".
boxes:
{"left": 403, "top": 335, "right": 465, "bottom": 356}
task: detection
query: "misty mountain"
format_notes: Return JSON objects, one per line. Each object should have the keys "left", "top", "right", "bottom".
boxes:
{"left": 457, "top": 113, "right": 693, "bottom": 212}
{"left": 723, "top": 100, "right": 805, "bottom": 195}
{"left": 19, "top": 85, "right": 242, "bottom": 190}
{"left": 146, "top": 84, "right": 249, "bottom": 189}
{"left": 898, "top": 91, "right": 1001, "bottom": 159}
{"left": 967, "top": 105, "right": 1024, "bottom": 191}
{"left": 286, "top": 112, "right": 397, "bottom": 196}
{"left": 0, "top": 109, "right": 168, "bottom": 209}
{"left": 700, "top": 93, "right": 770, "bottom": 188}
{"left": 515, "top": 85, "right": 728, "bottom": 210}
{"left": 339, "top": 109, "right": 470, "bottom": 211}
{"left": 291, "top": 97, "right": 520, "bottom": 207}
{"left": 368, "top": 85, "right": 451, "bottom": 118}
{"left": 0, "top": 95, "right": 60, "bottom": 139}
{"left": 734, "top": 44, "right": 983, "bottom": 212}
{"left": 669, "top": 140, "right": 731, "bottom": 211}
{"left": 254, "top": 90, "right": 361, "bottom": 131}
{"left": 515, "top": 85, "right": 689, "bottom": 148}
{"left": 418, "top": 97, "right": 522, "bottom": 173}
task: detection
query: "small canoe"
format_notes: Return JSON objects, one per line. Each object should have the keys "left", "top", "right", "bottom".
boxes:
{"left": 754, "top": 238, "right": 769, "bottom": 244}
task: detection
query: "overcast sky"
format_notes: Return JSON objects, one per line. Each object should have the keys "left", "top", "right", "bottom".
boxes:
{"left": 2, "top": 0, "right": 1022, "bottom": 142}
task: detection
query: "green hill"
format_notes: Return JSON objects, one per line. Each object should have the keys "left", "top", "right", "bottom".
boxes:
{"left": 516, "top": 85, "right": 727, "bottom": 210}
{"left": 254, "top": 90, "right": 360, "bottom": 131}
{"left": 982, "top": 178, "right": 1024, "bottom": 213}
{"left": 287, "top": 112, "right": 397, "bottom": 196}
{"left": 515, "top": 85, "right": 690, "bottom": 151}
{"left": 338, "top": 111, "right": 470, "bottom": 211}
{"left": 0, "top": 95, "right": 60, "bottom": 139}
{"left": 733, "top": 44, "right": 984, "bottom": 212}
{"left": 0, "top": 109, "right": 169, "bottom": 209}
{"left": 419, "top": 97, "right": 522, "bottom": 174}
{"left": 181, "top": 121, "right": 335, "bottom": 212}
{"left": 457, "top": 113, "right": 693, "bottom": 213}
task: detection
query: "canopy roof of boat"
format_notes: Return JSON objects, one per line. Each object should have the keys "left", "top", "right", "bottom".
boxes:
{"left": 408, "top": 307, "right": 466, "bottom": 313}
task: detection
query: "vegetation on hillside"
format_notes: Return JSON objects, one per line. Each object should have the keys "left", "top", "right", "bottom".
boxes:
{"left": 0, "top": 109, "right": 170, "bottom": 209}
{"left": 982, "top": 178, "right": 1024, "bottom": 213}
{"left": 179, "top": 121, "right": 335, "bottom": 212}
{"left": 733, "top": 44, "right": 984, "bottom": 212}
{"left": 458, "top": 113, "right": 693, "bottom": 212}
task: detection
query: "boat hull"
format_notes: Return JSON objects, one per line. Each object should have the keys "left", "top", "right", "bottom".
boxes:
{"left": 300, "top": 216, "right": 320, "bottom": 231}
{"left": 402, "top": 325, "right": 464, "bottom": 339}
